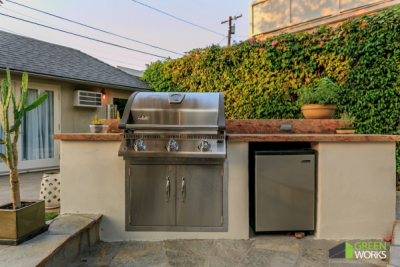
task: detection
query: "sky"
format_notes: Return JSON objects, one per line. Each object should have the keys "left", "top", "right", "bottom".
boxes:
{"left": 0, "top": 0, "right": 251, "bottom": 70}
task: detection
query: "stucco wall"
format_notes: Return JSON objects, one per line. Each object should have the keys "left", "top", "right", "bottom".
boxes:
{"left": 0, "top": 72, "right": 133, "bottom": 134}
{"left": 311, "top": 142, "right": 396, "bottom": 239}
{"left": 60, "top": 141, "right": 249, "bottom": 241}
{"left": 250, "top": 0, "right": 400, "bottom": 38}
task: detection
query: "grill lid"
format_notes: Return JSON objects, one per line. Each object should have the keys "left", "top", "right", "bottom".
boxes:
{"left": 119, "top": 92, "right": 225, "bottom": 131}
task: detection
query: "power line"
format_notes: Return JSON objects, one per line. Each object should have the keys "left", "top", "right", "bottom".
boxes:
{"left": 187, "top": 0, "right": 236, "bottom": 13}
{"left": 130, "top": 0, "right": 225, "bottom": 37}
{"left": 0, "top": 12, "right": 167, "bottom": 59}
{"left": 0, "top": 26, "right": 148, "bottom": 68}
{"left": 4, "top": 0, "right": 183, "bottom": 56}
{"left": 0, "top": 25, "right": 150, "bottom": 64}
{"left": 218, "top": 36, "right": 227, "bottom": 45}
{"left": 1, "top": 6, "right": 76, "bottom": 33}
{"left": 95, "top": 55, "right": 145, "bottom": 69}
{"left": 153, "top": 0, "right": 220, "bottom": 21}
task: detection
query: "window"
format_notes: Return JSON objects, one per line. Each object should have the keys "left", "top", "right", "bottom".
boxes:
{"left": 113, "top": 98, "right": 128, "bottom": 118}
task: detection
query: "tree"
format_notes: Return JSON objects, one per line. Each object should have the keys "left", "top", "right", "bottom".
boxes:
{"left": 1, "top": 69, "right": 48, "bottom": 209}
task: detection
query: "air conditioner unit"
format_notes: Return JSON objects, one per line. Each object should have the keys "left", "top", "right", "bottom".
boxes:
{"left": 73, "top": 90, "right": 102, "bottom": 108}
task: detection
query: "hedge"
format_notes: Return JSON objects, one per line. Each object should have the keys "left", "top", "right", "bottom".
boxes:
{"left": 142, "top": 6, "right": 400, "bottom": 172}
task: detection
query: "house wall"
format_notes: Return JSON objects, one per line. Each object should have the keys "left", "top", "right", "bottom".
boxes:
{"left": 0, "top": 72, "right": 134, "bottom": 134}
{"left": 250, "top": 0, "right": 400, "bottom": 39}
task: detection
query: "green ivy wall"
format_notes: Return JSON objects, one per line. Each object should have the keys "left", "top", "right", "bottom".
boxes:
{"left": 142, "top": 7, "right": 400, "bottom": 172}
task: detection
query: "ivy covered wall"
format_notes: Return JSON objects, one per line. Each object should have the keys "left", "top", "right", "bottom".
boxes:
{"left": 143, "top": 7, "right": 400, "bottom": 172}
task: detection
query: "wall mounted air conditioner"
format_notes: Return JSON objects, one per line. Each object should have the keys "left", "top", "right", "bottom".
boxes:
{"left": 73, "top": 90, "right": 102, "bottom": 108}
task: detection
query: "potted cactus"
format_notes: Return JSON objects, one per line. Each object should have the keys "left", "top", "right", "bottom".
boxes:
{"left": 0, "top": 69, "right": 48, "bottom": 245}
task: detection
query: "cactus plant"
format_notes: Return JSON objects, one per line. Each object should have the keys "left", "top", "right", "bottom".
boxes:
{"left": 1, "top": 69, "right": 48, "bottom": 209}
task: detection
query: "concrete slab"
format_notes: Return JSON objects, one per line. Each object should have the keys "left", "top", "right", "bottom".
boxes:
{"left": 251, "top": 237, "right": 299, "bottom": 252}
{"left": 110, "top": 241, "right": 167, "bottom": 267}
{"left": 208, "top": 239, "right": 252, "bottom": 260}
{"left": 390, "top": 246, "right": 400, "bottom": 266}
{"left": 46, "top": 214, "right": 98, "bottom": 236}
{"left": 393, "top": 221, "right": 400, "bottom": 246}
{"left": 164, "top": 240, "right": 207, "bottom": 267}
{"left": 235, "top": 249, "right": 275, "bottom": 266}
{"left": 71, "top": 242, "right": 122, "bottom": 267}
{"left": 0, "top": 213, "right": 102, "bottom": 267}
{"left": 71, "top": 236, "right": 394, "bottom": 266}
{"left": 0, "top": 234, "right": 70, "bottom": 267}
{"left": 396, "top": 192, "right": 400, "bottom": 220}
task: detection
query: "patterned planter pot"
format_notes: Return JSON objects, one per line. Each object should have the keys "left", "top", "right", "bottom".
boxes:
{"left": 39, "top": 171, "right": 61, "bottom": 209}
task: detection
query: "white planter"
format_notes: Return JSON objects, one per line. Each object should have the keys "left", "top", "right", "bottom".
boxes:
{"left": 39, "top": 171, "right": 61, "bottom": 209}
{"left": 89, "top": 125, "right": 108, "bottom": 133}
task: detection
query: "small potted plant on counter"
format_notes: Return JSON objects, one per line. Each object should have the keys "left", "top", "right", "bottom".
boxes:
{"left": 336, "top": 111, "right": 356, "bottom": 134}
{"left": 0, "top": 69, "right": 48, "bottom": 245}
{"left": 90, "top": 115, "right": 108, "bottom": 133}
{"left": 297, "top": 77, "right": 339, "bottom": 119}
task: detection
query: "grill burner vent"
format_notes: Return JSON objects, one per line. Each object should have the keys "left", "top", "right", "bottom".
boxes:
{"left": 123, "top": 134, "right": 225, "bottom": 140}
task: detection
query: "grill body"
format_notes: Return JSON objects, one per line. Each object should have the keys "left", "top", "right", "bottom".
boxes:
{"left": 118, "top": 92, "right": 227, "bottom": 232}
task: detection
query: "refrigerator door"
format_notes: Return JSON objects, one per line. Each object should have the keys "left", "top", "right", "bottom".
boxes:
{"left": 255, "top": 154, "right": 315, "bottom": 231}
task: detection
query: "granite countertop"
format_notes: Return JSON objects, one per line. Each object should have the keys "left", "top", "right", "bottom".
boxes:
{"left": 53, "top": 133, "right": 400, "bottom": 142}
{"left": 226, "top": 133, "right": 400, "bottom": 142}
{"left": 54, "top": 133, "right": 122, "bottom": 141}
{"left": 54, "top": 120, "right": 400, "bottom": 142}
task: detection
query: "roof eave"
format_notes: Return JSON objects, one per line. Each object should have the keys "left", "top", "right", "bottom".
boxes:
{"left": 0, "top": 68, "right": 154, "bottom": 92}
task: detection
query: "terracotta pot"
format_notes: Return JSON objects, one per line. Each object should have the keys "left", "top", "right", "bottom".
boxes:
{"left": 336, "top": 127, "right": 356, "bottom": 134}
{"left": 301, "top": 104, "right": 337, "bottom": 119}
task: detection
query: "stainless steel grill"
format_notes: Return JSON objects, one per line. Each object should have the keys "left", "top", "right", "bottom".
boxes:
{"left": 118, "top": 92, "right": 227, "bottom": 232}
{"left": 118, "top": 92, "right": 226, "bottom": 158}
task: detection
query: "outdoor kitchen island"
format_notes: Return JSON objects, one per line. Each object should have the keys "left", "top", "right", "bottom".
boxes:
{"left": 54, "top": 119, "right": 400, "bottom": 242}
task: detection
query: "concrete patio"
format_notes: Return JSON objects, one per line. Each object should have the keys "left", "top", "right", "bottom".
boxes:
{"left": 0, "top": 174, "right": 399, "bottom": 266}
{"left": 0, "top": 171, "right": 45, "bottom": 205}
{"left": 70, "top": 236, "right": 391, "bottom": 267}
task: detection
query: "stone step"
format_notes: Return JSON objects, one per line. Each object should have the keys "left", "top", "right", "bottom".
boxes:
{"left": 0, "top": 213, "right": 102, "bottom": 267}
{"left": 391, "top": 219, "right": 400, "bottom": 266}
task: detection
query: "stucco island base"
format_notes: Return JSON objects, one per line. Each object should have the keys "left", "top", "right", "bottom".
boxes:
{"left": 311, "top": 142, "right": 396, "bottom": 239}
{"left": 60, "top": 141, "right": 249, "bottom": 242}
{"left": 60, "top": 140, "right": 395, "bottom": 241}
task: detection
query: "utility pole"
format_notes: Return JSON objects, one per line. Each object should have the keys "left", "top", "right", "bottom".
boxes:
{"left": 221, "top": 14, "right": 242, "bottom": 46}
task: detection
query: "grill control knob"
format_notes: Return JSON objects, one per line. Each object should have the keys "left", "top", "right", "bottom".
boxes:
{"left": 198, "top": 139, "right": 212, "bottom": 152}
{"left": 165, "top": 139, "right": 178, "bottom": 152}
{"left": 133, "top": 139, "right": 146, "bottom": 151}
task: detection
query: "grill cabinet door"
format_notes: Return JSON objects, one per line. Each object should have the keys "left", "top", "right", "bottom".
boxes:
{"left": 176, "top": 165, "right": 223, "bottom": 227}
{"left": 129, "top": 165, "right": 176, "bottom": 226}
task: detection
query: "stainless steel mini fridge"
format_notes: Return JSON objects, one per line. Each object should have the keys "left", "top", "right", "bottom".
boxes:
{"left": 254, "top": 150, "right": 315, "bottom": 232}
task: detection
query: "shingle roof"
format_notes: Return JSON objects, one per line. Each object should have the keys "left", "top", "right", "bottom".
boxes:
{"left": 0, "top": 30, "right": 151, "bottom": 90}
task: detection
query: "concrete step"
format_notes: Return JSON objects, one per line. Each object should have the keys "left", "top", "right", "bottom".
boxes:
{"left": 391, "top": 220, "right": 400, "bottom": 266}
{"left": 0, "top": 213, "right": 102, "bottom": 267}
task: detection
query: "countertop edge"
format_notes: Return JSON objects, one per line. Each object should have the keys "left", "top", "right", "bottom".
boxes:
{"left": 227, "top": 134, "right": 400, "bottom": 142}
{"left": 54, "top": 133, "right": 122, "bottom": 141}
{"left": 54, "top": 133, "right": 400, "bottom": 142}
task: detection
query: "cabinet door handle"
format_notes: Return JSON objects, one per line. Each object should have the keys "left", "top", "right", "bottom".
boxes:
{"left": 166, "top": 177, "right": 170, "bottom": 202}
{"left": 181, "top": 177, "right": 186, "bottom": 202}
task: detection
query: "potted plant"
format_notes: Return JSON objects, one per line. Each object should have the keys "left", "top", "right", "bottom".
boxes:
{"left": 89, "top": 115, "right": 108, "bottom": 133}
{"left": 297, "top": 77, "right": 339, "bottom": 119}
{"left": 336, "top": 111, "right": 356, "bottom": 134}
{"left": 0, "top": 69, "right": 48, "bottom": 245}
